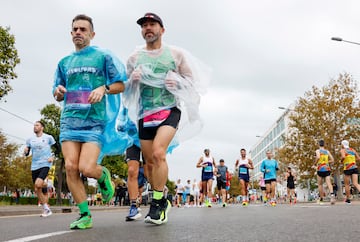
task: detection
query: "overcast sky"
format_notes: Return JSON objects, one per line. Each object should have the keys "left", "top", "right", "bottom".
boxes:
{"left": 1, "top": 0, "right": 360, "bottom": 183}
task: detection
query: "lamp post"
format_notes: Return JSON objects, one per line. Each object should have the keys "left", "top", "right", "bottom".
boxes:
{"left": 331, "top": 37, "right": 360, "bottom": 46}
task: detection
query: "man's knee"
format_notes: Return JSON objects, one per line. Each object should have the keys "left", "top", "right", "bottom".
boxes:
{"left": 34, "top": 180, "right": 43, "bottom": 190}
{"left": 128, "top": 166, "right": 138, "bottom": 180}
{"left": 152, "top": 148, "right": 166, "bottom": 163}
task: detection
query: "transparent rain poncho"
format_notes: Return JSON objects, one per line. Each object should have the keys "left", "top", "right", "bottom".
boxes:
{"left": 97, "top": 94, "right": 133, "bottom": 163}
{"left": 124, "top": 44, "right": 211, "bottom": 151}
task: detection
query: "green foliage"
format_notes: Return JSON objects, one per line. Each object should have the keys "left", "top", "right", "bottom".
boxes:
{"left": 0, "top": 26, "right": 20, "bottom": 101}
{"left": 0, "top": 131, "right": 32, "bottom": 191}
{"left": 166, "top": 179, "right": 176, "bottom": 195}
{"left": 227, "top": 172, "right": 241, "bottom": 197}
{"left": 102, "top": 155, "right": 128, "bottom": 179}
{"left": 0, "top": 196, "right": 70, "bottom": 206}
{"left": 277, "top": 73, "right": 360, "bottom": 193}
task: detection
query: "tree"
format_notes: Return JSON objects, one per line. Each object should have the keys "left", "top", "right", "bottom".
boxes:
{"left": 0, "top": 131, "right": 32, "bottom": 191}
{"left": 102, "top": 155, "right": 128, "bottom": 179}
{"left": 0, "top": 26, "right": 20, "bottom": 101}
{"left": 277, "top": 73, "right": 360, "bottom": 198}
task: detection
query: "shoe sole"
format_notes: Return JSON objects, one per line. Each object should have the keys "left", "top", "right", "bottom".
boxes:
{"left": 144, "top": 200, "right": 171, "bottom": 225}
{"left": 126, "top": 213, "right": 142, "bottom": 221}
{"left": 70, "top": 221, "right": 93, "bottom": 230}
{"left": 40, "top": 211, "right": 52, "bottom": 217}
{"left": 70, "top": 224, "right": 93, "bottom": 230}
{"left": 101, "top": 167, "right": 115, "bottom": 203}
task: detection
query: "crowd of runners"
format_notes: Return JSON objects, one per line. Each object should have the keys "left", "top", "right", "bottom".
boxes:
{"left": 23, "top": 12, "right": 360, "bottom": 231}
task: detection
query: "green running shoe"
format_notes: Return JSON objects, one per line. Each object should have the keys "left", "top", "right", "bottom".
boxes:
{"left": 70, "top": 213, "right": 93, "bottom": 230}
{"left": 98, "top": 167, "right": 114, "bottom": 203}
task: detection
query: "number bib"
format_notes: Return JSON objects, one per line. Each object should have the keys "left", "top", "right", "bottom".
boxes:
{"left": 239, "top": 167, "right": 248, "bottom": 174}
{"left": 66, "top": 88, "right": 91, "bottom": 110}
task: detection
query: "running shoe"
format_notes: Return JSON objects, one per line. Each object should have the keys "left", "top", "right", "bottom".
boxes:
{"left": 345, "top": 199, "right": 351, "bottom": 204}
{"left": 330, "top": 194, "right": 336, "bottom": 205}
{"left": 222, "top": 202, "right": 227, "bottom": 207}
{"left": 204, "top": 200, "right": 209, "bottom": 207}
{"left": 144, "top": 198, "right": 171, "bottom": 225}
{"left": 70, "top": 213, "right": 93, "bottom": 230}
{"left": 40, "top": 209, "right": 52, "bottom": 217}
{"left": 242, "top": 201, "right": 249, "bottom": 207}
{"left": 126, "top": 205, "right": 141, "bottom": 221}
{"left": 98, "top": 167, "right": 115, "bottom": 203}
{"left": 207, "top": 200, "right": 212, "bottom": 208}
{"left": 270, "top": 201, "right": 277, "bottom": 207}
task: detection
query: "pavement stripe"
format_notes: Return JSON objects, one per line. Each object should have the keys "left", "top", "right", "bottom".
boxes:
{"left": 4, "top": 231, "right": 73, "bottom": 242}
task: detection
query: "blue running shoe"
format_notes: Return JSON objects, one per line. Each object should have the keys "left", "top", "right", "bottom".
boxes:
{"left": 126, "top": 205, "right": 141, "bottom": 221}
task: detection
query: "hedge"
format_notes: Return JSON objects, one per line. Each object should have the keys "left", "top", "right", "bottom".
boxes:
{"left": 0, "top": 196, "right": 70, "bottom": 206}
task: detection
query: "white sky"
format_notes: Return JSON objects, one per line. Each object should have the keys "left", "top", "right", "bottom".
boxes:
{"left": 1, "top": 0, "right": 360, "bottom": 183}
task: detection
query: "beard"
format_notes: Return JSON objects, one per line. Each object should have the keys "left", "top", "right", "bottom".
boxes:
{"left": 144, "top": 32, "right": 160, "bottom": 44}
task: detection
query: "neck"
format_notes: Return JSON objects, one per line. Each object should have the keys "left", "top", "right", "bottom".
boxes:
{"left": 75, "top": 44, "right": 89, "bottom": 52}
{"left": 146, "top": 41, "right": 162, "bottom": 50}
{"left": 36, "top": 132, "right": 43, "bottom": 137}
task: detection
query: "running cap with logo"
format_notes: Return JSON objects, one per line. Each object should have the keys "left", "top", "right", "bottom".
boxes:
{"left": 137, "top": 13, "right": 163, "bottom": 27}
{"left": 341, "top": 140, "right": 349, "bottom": 148}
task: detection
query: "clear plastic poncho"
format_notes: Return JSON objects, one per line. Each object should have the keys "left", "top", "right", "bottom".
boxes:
{"left": 124, "top": 44, "right": 211, "bottom": 151}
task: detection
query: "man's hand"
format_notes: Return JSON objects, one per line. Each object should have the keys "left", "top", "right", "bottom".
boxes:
{"left": 165, "top": 78, "right": 178, "bottom": 91}
{"left": 48, "top": 157, "right": 54, "bottom": 163}
{"left": 54, "top": 85, "right": 67, "bottom": 101}
{"left": 88, "top": 85, "right": 106, "bottom": 104}
{"left": 131, "top": 69, "right": 141, "bottom": 82}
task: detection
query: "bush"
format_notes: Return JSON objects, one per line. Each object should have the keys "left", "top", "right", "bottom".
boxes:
{"left": 0, "top": 196, "right": 70, "bottom": 206}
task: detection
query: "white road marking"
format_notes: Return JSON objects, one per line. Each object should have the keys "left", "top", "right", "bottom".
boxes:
{"left": 4, "top": 231, "right": 73, "bottom": 242}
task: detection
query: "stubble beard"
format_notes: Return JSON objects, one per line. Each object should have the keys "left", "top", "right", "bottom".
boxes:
{"left": 144, "top": 33, "right": 159, "bottom": 45}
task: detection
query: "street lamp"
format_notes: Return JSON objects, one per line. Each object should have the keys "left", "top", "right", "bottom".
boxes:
{"left": 331, "top": 37, "right": 360, "bottom": 46}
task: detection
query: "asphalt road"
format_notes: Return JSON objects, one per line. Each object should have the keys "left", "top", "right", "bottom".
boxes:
{"left": 1, "top": 202, "right": 360, "bottom": 242}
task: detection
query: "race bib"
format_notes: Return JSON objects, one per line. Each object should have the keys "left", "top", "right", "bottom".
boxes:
{"left": 204, "top": 165, "right": 213, "bottom": 172}
{"left": 239, "top": 167, "right": 248, "bottom": 174}
{"left": 143, "top": 109, "right": 171, "bottom": 128}
{"left": 65, "top": 88, "right": 91, "bottom": 110}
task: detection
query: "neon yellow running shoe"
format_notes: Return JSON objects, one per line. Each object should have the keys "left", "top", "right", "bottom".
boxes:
{"left": 98, "top": 167, "right": 115, "bottom": 203}
{"left": 70, "top": 213, "right": 93, "bottom": 230}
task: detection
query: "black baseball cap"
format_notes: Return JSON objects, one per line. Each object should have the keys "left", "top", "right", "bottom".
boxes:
{"left": 319, "top": 139, "right": 325, "bottom": 146}
{"left": 137, "top": 12, "right": 163, "bottom": 27}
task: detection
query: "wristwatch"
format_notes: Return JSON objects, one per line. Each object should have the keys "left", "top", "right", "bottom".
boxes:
{"left": 104, "top": 85, "right": 110, "bottom": 94}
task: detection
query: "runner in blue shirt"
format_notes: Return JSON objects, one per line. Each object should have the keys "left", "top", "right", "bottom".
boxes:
{"left": 53, "top": 14, "right": 127, "bottom": 230}
{"left": 24, "top": 121, "right": 55, "bottom": 217}
{"left": 260, "top": 150, "right": 279, "bottom": 206}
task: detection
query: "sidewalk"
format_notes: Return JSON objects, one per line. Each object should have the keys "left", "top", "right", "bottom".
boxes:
{"left": 0, "top": 204, "right": 130, "bottom": 217}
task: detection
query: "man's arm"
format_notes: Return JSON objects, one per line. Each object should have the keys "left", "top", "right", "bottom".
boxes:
{"left": 248, "top": 159, "right": 254, "bottom": 169}
{"left": 196, "top": 157, "right": 204, "bottom": 168}
{"left": 340, "top": 149, "right": 346, "bottom": 163}
{"left": 313, "top": 150, "right": 320, "bottom": 166}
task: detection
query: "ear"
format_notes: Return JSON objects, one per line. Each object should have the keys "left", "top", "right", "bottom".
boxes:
{"left": 91, "top": 31, "right": 96, "bottom": 39}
